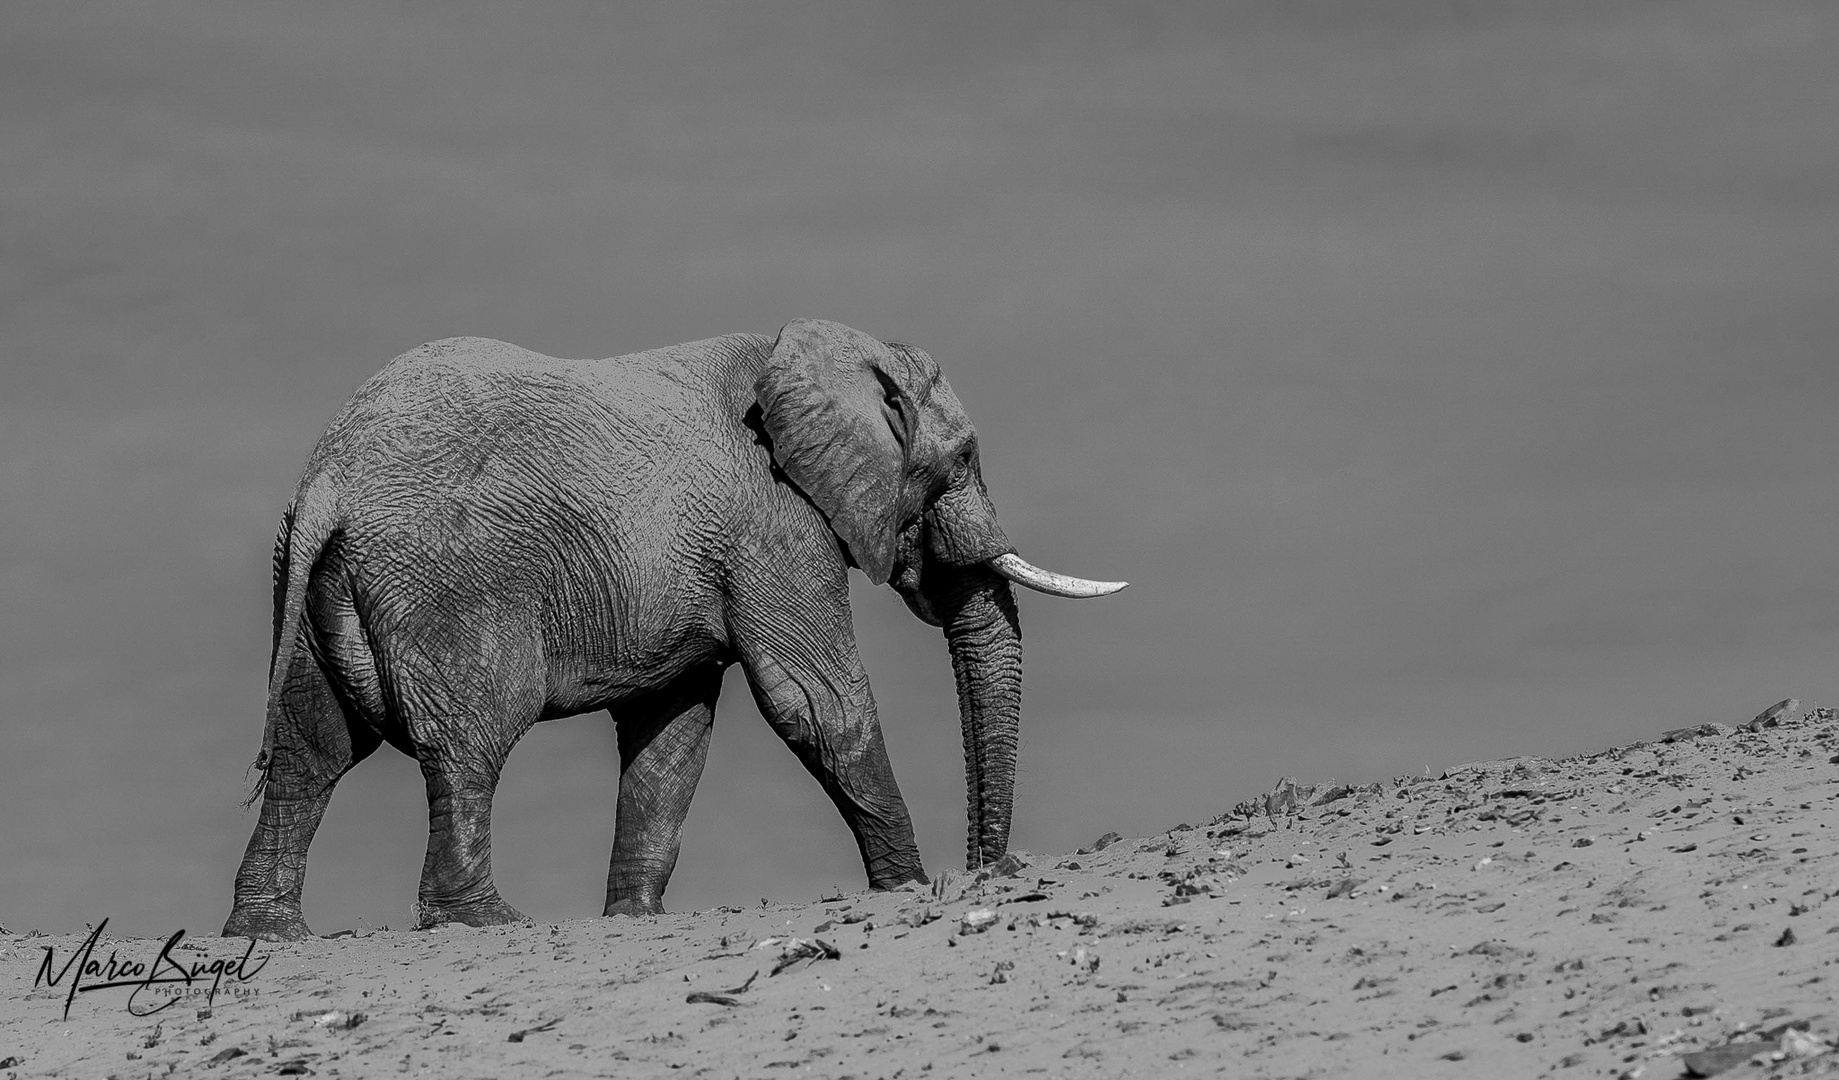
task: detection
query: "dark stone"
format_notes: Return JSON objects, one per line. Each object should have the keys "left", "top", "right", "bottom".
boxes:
{"left": 1753, "top": 698, "right": 1797, "bottom": 725}
{"left": 988, "top": 852, "right": 1029, "bottom": 877}
{"left": 1078, "top": 832, "right": 1122, "bottom": 855}
{"left": 1680, "top": 1041, "right": 1765, "bottom": 1077}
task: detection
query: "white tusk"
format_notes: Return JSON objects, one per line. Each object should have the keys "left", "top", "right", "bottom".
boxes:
{"left": 987, "top": 552, "right": 1128, "bottom": 598}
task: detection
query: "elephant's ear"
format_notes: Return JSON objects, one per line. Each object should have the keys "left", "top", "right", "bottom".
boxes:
{"left": 755, "top": 319, "right": 910, "bottom": 584}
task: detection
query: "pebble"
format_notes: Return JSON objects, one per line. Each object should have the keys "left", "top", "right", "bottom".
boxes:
{"left": 959, "top": 909, "right": 999, "bottom": 935}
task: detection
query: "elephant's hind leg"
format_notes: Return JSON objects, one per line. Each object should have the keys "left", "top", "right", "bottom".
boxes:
{"left": 397, "top": 658, "right": 542, "bottom": 931}
{"left": 604, "top": 667, "right": 721, "bottom": 916}
{"left": 223, "top": 647, "right": 381, "bottom": 941}
{"left": 412, "top": 750, "right": 532, "bottom": 929}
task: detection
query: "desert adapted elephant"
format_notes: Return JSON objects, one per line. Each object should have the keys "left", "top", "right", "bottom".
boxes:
{"left": 222, "top": 319, "right": 1123, "bottom": 941}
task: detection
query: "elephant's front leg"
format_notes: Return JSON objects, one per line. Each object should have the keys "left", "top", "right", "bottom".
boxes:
{"left": 603, "top": 669, "right": 721, "bottom": 916}
{"left": 737, "top": 637, "right": 928, "bottom": 891}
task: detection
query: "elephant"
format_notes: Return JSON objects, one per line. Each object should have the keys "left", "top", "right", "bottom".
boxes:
{"left": 221, "top": 318, "right": 1124, "bottom": 942}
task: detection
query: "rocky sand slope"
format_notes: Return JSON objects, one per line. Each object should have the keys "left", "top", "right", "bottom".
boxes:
{"left": 5, "top": 702, "right": 1837, "bottom": 1078}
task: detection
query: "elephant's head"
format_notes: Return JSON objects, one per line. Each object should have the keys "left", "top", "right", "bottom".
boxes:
{"left": 756, "top": 318, "right": 1125, "bottom": 868}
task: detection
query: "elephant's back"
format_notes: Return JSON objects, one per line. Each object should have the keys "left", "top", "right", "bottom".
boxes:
{"left": 325, "top": 336, "right": 602, "bottom": 448}
{"left": 309, "top": 336, "right": 726, "bottom": 496}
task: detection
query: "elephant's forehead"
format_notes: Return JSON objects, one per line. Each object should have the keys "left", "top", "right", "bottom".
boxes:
{"left": 880, "top": 343, "right": 960, "bottom": 412}
{"left": 919, "top": 377, "right": 974, "bottom": 442}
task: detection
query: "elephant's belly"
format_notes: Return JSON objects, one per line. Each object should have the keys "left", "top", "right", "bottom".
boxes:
{"left": 538, "top": 620, "right": 731, "bottom": 719}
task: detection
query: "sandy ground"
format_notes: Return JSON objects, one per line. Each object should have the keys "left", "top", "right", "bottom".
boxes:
{"left": 5, "top": 702, "right": 1837, "bottom": 1079}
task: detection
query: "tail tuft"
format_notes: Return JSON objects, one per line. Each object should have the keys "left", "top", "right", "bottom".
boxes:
{"left": 240, "top": 749, "right": 271, "bottom": 809}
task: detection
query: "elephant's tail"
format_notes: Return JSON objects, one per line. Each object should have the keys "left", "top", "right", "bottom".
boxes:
{"left": 242, "top": 474, "right": 342, "bottom": 808}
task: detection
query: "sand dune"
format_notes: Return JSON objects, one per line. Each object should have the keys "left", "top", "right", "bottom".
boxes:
{"left": 6, "top": 702, "right": 1836, "bottom": 1078}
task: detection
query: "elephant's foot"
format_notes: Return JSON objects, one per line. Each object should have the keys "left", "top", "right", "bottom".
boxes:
{"left": 413, "top": 894, "right": 529, "bottom": 930}
{"left": 222, "top": 905, "right": 312, "bottom": 942}
{"left": 602, "top": 895, "right": 666, "bottom": 918}
{"left": 867, "top": 864, "right": 929, "bottom": 891}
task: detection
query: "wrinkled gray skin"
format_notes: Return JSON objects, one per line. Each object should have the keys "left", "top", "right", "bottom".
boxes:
{"left": 223, "top": 320, "right": 1028, "bottom": 941}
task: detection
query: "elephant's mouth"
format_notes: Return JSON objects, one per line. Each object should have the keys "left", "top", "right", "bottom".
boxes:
{"left": 890, "top": 519, "right": 1127, "bottom": 625}
{"left": 889, "top": 520, "right": 941, "bottom": 624}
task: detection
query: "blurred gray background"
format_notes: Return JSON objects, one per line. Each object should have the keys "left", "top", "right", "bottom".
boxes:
{"left": 3, "top": 2, "right": 1836, "bottom": 938}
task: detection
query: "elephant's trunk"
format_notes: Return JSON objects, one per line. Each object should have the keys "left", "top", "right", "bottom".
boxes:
{"left": 918, "top": 457, "right": 1118, "bottom": 867}
{"left": 928, "top": 563, "right": 1024, "bottom": 869}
